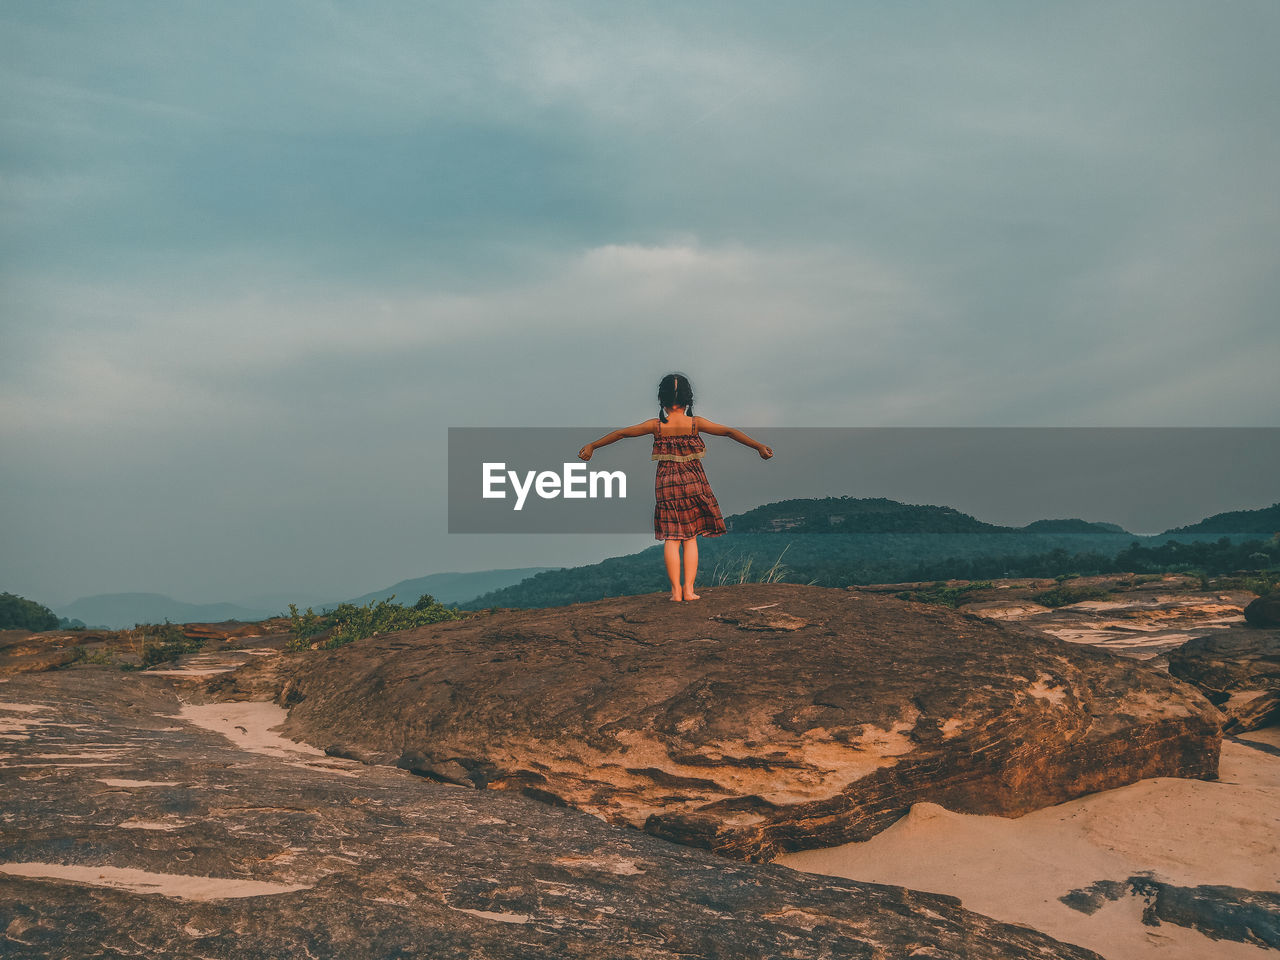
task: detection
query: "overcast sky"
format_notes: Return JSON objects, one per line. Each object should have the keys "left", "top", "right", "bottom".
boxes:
{"left": 3, "top": 2, "right": 1277, "bottom": 608}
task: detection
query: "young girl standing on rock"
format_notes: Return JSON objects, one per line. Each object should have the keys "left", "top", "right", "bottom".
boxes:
{"left": 578, "top": 373, "right": 773, "bottom": 602}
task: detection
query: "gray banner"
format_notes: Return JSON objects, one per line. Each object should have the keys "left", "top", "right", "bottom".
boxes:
{"left": 448, "top": 427, "right": 1280, "bottom": 535}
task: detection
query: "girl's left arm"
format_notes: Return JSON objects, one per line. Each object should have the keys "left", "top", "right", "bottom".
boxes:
{"left": 579, "top": 420, "right": 659, "bottom": 461}
{"left": 696, "top": 418, "right": 773, "bottom": 459}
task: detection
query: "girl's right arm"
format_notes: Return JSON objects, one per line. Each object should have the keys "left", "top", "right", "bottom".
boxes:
{"left": 695, "top": 418, "right": 773, "bottom": 459}
{"left": 579, "top": 419, "right": 660, "bottom": 461}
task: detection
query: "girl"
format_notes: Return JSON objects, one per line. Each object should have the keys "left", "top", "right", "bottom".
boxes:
{"left": 578, "top": 373, "right": 773, "bottom": 602}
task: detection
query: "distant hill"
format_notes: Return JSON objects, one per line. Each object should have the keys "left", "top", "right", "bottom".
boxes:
{"left": 1021, "top": 519, "right": 1131, "bottom": 535}
{"left": 336, "top": 567, "right": 561, "bottom": 609}
{"left": 725, "top": 497, "right": 1012, "bottom": 534}
{"left": 53, "top": 567, "right": 559, "bottom": 630}
{"left": 54, "top": 593, "right": 277, "bottom": 631}
{"left": 1160, "top": 502, "right": 1280, "bottom": 537}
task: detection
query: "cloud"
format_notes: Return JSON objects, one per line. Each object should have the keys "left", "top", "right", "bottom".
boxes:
{"left": 1, "top": 1, "right": 1277, "bottom": 604}
{"left": 0, "top": 239, "right": 929, "bottom": 441}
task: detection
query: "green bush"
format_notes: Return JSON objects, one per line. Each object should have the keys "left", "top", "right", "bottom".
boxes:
{"left": 288, "top": 594, "right": 462, "bottom": 651}
{"left": 287, "top": 603, "right": 326, "bottom": 641}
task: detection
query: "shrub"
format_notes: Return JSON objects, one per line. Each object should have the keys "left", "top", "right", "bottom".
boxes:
{"left": 1032, "top": 585, "right": 1112, "bottom": 608}
{"left": 118, "top": 621, "right": 205, "bottom": 670}
{"left": 896, "top": 581, "right": 994, "bottom": 608}
{"left": 70, "top": 645, "right": 114, "bottom": 666}
{"left": 1208, "top": 573, "right": 1280, "bottom": 596}
{"left": 287, "top": 603, "right": 326, "bottom": 641}
{"left": 287, "top": 594, "right": 462, "bottom": 651}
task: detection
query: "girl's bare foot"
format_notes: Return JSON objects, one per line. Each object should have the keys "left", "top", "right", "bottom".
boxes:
{"left": 683, "top": 587, "right": 700, "bottom": 600}
{"left": 670, "top": 588, "right": 683, "bottom": 602}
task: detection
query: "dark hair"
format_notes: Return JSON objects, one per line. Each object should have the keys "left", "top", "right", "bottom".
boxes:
{"left": 657, "top": 372, "right": 694, "bottom": 423}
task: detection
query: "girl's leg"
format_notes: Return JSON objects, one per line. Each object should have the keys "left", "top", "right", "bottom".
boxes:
{"left": 663, "top": 539, "right": 683, "bottom": 600}
{"left": 682, "top": 535, "right": 700, "bottom": 599}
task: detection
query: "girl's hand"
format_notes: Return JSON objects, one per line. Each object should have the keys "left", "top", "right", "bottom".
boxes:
{"left": 759, "top": 445, "right": 773, "bottom": 460}
{"left": 578, "top": 444, "right": 594, "bottom": 461}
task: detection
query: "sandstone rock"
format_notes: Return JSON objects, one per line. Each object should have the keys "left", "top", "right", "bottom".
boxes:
{"left": 256, "top": 583, "right": 1222, "bottom": 862}
{"left": 0, "top": 631, "right": 79, "bottom": 678}
{"left": 0, "top": 667, "right": 1105, "bottom": 960}
{"left": 948, "top": 580, "right": 1251, "bottom": 665}
{"left": 1245, "top": 592, "right": 1280, "bottom": 628}
{"left": 1167, "top": 628, "right": 1280, "bottom": 732}
{"left": 958, "top": 601, "right": 1051, "bottom": 619}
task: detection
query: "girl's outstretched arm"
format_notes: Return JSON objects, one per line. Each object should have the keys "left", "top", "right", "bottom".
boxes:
{"left": 695, "top": 418, "right": 773, "bottom": 459}
{"left": 578, "top": 420, "right": 660, "bottom": 461}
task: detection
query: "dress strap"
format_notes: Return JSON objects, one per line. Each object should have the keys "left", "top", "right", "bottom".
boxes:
{"left": 653, "top": 418, "right": 661, "bottom": 438}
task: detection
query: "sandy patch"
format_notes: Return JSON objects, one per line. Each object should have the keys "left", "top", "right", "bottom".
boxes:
{"left": 174, "top": 700, "right": 325, "bottom": 759}
{"left": 0, "top": 862, "right": 311, "bottom": 899}
{"left": 449, "top": 906, "right": 531, "bottom": 924}
{"left": 0, "top": 703, "right": 58, "bottom": 736}
{"left": 172, "top": 698, "right": 362, "bottom": 778}
{"left": 3, "top": 762, "right": 125, "bottom": 768}
{"left": 779, "top": 728, "right": 1280, "bottom": 960}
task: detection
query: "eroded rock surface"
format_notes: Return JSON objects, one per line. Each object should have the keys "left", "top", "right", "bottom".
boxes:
{"left": 250, "top": 583, "right": 1223, "bottom": 862}
{"left": 1060, "top": 873, "right": 1280, "bottom": 949}
{"left": 1167, "top": 630, "right": 1280, "bottom": 732}
{"left": 0, "top": 630, "right": 79, "bottom": 677}
{"left": 941, "top": 574, "right": 1252, "bottom": 667}
{"left": 0, "top": 667, "right": 1104, "bottom": 960}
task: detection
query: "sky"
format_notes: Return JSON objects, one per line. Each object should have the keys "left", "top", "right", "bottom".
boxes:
{"left": 2, "top": 1, "right": 1278, "bottom": 608}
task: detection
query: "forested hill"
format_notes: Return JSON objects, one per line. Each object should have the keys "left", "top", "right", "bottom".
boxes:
{"left": 1021, "top": 519, "right": 1130, "bottom": 534}
{"left": 725, "top": 497, "right": 1009, "bottom": 533}
{"left": 1160, "top": 502, "right": 1280, "bottom": 536}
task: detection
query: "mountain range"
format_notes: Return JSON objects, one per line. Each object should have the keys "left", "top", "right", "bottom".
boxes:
{"left": 53, "top": 567, "right": 557, "bottom": 630}
{"left": 42, "top": 498, "right": 1279, "bottom": 629}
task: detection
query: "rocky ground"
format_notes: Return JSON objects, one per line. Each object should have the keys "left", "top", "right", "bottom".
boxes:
{"left": 2, "top": 664, "right": 1103, "bottom": 959}
{"left": 2, "top": 574, "right": 1276, "bottom": 959}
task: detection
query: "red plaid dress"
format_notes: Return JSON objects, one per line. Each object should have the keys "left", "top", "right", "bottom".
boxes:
{"left": 652, "top": 417, "right": 727, "bottom": 541}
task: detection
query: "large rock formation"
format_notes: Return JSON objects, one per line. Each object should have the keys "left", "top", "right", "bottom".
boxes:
{"left": 247, "top": 583, "right": 1223, "bottom": 862}
{"left": 1167, "top": 629, "right": 1280, "bottom": 732}
{"left": 1245, "top": 591, "right": 1280, "bottom": 628}
{"left": 0, "top": 666, "right": 1106, "bottom": 960}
